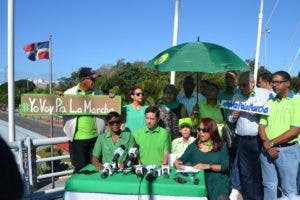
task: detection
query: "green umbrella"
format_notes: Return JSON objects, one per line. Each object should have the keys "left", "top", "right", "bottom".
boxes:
{"left": 146, "top": 41, "right": 249, "bottom": 72}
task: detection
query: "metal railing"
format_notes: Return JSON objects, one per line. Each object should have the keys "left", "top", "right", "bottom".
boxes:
{"left": 9, "top": 136, "right": 73, "bottom": 199}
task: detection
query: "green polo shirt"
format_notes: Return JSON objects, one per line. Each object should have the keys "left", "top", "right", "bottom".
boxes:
{"left": 134, "top": 126, "right": 171, "bottom": 165}
{"left": 260, "top": 93, "right": 300, "bottom": 143}
{"left": 92, "top": 131, "right": 135, "bottom": 164}
{"left": 74, "top": 84, "right": 97, "bottom": 140}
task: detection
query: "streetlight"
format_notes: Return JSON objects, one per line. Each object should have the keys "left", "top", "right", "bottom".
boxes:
{"left": 264, "top": 28, "right": 271, "bottom": 68}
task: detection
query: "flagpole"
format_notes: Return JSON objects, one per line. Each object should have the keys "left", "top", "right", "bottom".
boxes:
{"left": 49, "top": 34, "right": 55, "bottom": 188}
{"left": 8, "top": 0, "right": 15, "bottom": 142}
{"left": 254, "top": 0, "right": 264, "bottom": 83}
{"left": 170, "top": 0, "right": 180, "bottom": 85}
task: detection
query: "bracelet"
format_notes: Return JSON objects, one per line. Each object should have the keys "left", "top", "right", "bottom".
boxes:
{"left": 209, "top": 164, "right": 212, "bottom": 170}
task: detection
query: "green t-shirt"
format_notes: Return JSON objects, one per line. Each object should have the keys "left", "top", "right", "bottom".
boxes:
{"left": 198, "top": 100, "right": 223, "bottom": 124}
{"left": 134, "top": 126, "right": 171, "bottom": 165}
{"left": 259, "top": 93, "right": 300, "bottom": 143}
{"left": 74, "top": 85, "right": 97, "bottom": 140}
{"left": 92, "top": 131, "right": 135, "bottom": 164}
{"left": 122, "top": 104, "right": 148, "bottom": 134}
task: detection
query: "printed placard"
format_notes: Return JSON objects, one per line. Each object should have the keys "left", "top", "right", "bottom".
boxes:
{"left": 19, "top": 94, "right": 121, "bottom": 116}
{"left": 221, "top": 100, "right": 270, "bottom": 115}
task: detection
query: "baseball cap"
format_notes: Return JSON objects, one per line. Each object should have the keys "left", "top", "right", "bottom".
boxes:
{"left": 178, "top": 118, "right": 192, "bottom": 129}
{"left": 78, "top": 67, "right": 99, "bottom": 80}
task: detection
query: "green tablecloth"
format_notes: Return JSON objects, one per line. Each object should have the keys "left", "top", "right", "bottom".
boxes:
{"left": 65, "top": 164, "right": 207, "bottom": 197}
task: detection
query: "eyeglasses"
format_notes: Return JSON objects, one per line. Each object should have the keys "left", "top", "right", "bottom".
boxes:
{"left": 197, "top": 128, "right": 209, "bottom": 132}
{"left": 271, "top": 80, "right": 288, "bottom": 85}
{"left": 108, "top": 120, "right": 121, "bottom": 126}
{"left": 134, "top": 92, "right": 144, "bottom": 97}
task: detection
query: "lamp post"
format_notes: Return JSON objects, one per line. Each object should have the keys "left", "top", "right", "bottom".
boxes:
{"left": 264, "top": 28, "right": 271, "bottom": 68}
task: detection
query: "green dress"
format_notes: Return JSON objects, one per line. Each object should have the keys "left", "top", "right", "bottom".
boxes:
{"left": 179, "top": 143, "right": 229, "bottom": 200}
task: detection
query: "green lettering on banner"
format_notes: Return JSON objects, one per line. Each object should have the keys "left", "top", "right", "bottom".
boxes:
{"left": 19, "top": 94, "right": 121, "bottom": 116}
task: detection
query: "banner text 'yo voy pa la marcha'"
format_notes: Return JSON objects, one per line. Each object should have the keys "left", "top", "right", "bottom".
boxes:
{"left": 19, "top": 94, "right": 121, "bottom": 116}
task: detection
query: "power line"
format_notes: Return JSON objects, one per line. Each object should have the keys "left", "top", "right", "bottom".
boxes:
{"left": 282, "top": 19, "right": 300, "bottom": 67}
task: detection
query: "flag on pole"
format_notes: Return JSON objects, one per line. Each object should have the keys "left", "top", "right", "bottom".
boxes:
{"left": 23, "top": 41, "right": 49, "bottom": 61}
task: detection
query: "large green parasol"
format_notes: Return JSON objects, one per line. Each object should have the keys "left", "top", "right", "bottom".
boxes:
{"left": 146, "top": 41, "right": 249, "bottom": 72}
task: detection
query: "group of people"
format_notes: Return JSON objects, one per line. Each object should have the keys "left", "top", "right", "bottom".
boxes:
{"left": 63, "top": 67, "right": 300, "bottom": 200}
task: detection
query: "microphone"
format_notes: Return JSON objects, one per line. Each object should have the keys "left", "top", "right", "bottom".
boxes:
{"left": 112, "top": 145, "right": 126, "bottom": 163}
{"left": 146, "top": 165, "right": 158, "bottom": 182}
{"left": 125, "top": 144, "right": 139, "bottom": 167}
{"left": 101, "top": 163, "right": 113, "bottom": 179}
{"left": 161, "top": 165, "right": 170, "bottom": 179}
{"left": 135, "top": 165, "right": 147, "bottom": 178}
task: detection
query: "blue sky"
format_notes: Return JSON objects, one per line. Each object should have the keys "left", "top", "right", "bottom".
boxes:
{"left": 1, "top": 0, "right": 300, "bottom": 84}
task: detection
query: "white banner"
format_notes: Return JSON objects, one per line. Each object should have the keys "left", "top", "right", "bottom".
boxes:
{"left": 221, "top": 100, "right": 270, "bottom": 115}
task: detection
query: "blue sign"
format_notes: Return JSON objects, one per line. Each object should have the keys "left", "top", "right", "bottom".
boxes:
{"left": 221, "top": 100, "right": 270, "bottom": 115}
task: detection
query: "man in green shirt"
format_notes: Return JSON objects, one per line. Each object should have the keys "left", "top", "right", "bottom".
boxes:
{"left": 63, "top": 67, "right": 105, "bottom": 172}
{"left": 259, "top": 71, "right": 300, "bottom": 200}
{"left": 92, "top": 112, "right": 135, "bottom": 171}
{"left": 134, "top": 106, "right": 171, "bottom": 166}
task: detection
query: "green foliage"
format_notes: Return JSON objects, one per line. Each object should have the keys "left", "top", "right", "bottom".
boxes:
{"left": 0, "top": 79, "right": 36, "bottom": 107}
{"left": 291, "top": 77, "right": 300, "bottom": 93}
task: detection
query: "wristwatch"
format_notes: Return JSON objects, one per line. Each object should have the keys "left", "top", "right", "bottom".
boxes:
{"left": 269, "top": 141, "right": 274, "bottom": 148}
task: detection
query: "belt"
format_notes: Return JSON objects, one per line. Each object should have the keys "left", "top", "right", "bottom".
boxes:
{"left": 275, "top": 142, "right": 297, "bottom": 148}
{"left": 237, "top": 135, "right": 257, "bottom": 140}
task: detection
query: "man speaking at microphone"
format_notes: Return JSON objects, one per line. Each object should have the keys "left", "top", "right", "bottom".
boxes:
{"left": 92, "top": 111, "right": 135, "bottom": 171}
{"left": 134, "top": 106, "right": 171, "bottom": 165}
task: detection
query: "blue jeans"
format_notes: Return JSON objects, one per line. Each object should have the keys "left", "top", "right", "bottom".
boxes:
{"left": 260, "top": 144, "right": 300, "bottom": 200}
{"left": 237, "top": 136, "right": 263, "bottom": 200}
{"left": 230, "top": 149, "right": 241, "bottom": 191}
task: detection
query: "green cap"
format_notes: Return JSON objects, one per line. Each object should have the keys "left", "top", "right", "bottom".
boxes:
{"left": 178, "top": 118, "right": 192, "bottom": 128}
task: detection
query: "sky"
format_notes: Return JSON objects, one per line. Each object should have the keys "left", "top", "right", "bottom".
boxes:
{"left": 1, "top": 0, "right": 300, "bottom": 84}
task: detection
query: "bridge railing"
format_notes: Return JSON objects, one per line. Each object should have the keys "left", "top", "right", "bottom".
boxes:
{"left": 9, "top": 136, "right": 73, "bottom": 199}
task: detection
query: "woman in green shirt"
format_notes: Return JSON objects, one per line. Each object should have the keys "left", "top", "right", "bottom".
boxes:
{"left": 192, "top": 83, "right": 224, "bottom": 134}
{"left": 122, "top": 87, "right": 148, "bottom": 134}
{"left": 174, "top": 118, "right": 229, "bottom": 200}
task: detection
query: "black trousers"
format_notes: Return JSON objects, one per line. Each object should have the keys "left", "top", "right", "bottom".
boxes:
{"left": 69, "top": 137, "right": 97, "bottom": 172}
{"left": 237, "top": 135, "right": 263, "bottom": 200}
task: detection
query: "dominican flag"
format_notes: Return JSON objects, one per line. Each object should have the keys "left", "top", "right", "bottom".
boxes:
{"left": 23, "top": 41, "right": 49, "bottom": 61}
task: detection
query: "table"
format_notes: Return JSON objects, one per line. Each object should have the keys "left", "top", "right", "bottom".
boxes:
{"left": 64, "top": 164, "right": 207, "bottom": 200}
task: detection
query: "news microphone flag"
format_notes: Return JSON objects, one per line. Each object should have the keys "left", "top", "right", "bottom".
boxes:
{"left": 23, "top": 41, "right": 49, "bottom": 61}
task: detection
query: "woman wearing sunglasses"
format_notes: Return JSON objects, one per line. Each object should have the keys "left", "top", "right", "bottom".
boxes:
{"left": 92, "top": 111, "right": 135, "bottom": 171}
{"left": 122, "top": 87, "right": 148, "bottom": 134}
{"left": 174, "top": 118, "right": 229, "bottom": 200}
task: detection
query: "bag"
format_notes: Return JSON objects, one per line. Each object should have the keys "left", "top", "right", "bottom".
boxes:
{"left": 221, "top": 123, "right": 237, "bottom": 149}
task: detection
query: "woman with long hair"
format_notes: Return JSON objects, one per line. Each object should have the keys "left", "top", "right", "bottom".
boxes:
{"left": 122, "top": 87, "right": 148, "bottom": 134}
{"left": 174, "top": 118, "right": 229, "bottom": 200}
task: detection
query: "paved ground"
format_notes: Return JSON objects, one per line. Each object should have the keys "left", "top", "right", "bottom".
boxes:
{"left": 0, "top": 112, "right": 65, "bottom": 138}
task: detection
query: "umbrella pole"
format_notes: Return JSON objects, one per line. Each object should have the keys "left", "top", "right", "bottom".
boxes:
{"left": 196, "top": 73, "right": 199, "bottom": 102}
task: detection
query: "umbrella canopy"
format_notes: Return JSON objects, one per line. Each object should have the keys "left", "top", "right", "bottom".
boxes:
{"left": 146, "top": 42, "right": 249, "bottom": 72}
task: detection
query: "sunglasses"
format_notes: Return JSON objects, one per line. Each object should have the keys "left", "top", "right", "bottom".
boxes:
{"left": 84, "top": 77, "right": 96, "bottom": 82}
{"left": 134, "top": 92, "right": 144, "bottom": 97}
{"left": 108, "top": 120, "right": 121, "bottom": 126}
{"left": 197, "top": 128, "right": 209, "bottom": 132}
